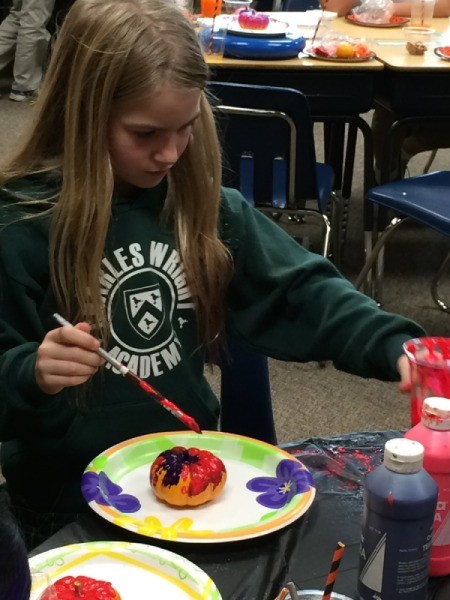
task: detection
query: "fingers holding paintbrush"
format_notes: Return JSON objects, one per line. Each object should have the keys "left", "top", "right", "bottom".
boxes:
{"left": 52, "top": 313, "right": 202, "bottom": 434}
{"left": 35, "top": 321, "right": 105, "bottom": 395}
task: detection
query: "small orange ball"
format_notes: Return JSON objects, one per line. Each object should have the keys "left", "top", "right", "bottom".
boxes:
{"left": 336, "top": 42, "right": 354, "bottom": 59}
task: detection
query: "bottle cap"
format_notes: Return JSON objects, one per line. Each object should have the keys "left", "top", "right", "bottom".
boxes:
{"left": 422, "top": 397, "right": 450, "bottom": 430}
{"left": 383, "top": 438, "right": 424, "bottom": 473}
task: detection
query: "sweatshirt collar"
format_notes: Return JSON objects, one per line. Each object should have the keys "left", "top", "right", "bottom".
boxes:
{"left": 112, "top": 179, "right": 168, "bottom": 212}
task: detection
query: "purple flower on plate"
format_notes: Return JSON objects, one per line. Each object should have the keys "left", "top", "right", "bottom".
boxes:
{"left": 81, "top": 471, "right": 141, "bottom": 513}
{"left": 246, "top": 459, "right": 314, "bottom": 509}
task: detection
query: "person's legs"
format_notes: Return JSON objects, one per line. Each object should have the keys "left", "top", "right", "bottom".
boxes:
{"left": 0, "top": 0, "right": 22, "bottom": 74}
{"left": 11, "top": 0, "right": 55, "bottom": 95}
{"left": 373, "top": 103, "right": 450, "bottom": 182}
{"left": 403, "top": 123, "right": 450, "bottom": 156}
{"left": 372, "top": 103, "right": 410, "bottom": 182}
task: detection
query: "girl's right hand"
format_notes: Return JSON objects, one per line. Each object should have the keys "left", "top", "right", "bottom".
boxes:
{"left": 35, "top": 322, "right": 105, "bottom": 395}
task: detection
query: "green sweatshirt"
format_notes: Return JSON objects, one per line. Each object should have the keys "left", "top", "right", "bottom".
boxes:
{"left": 0, "top": 175, "right": 424, "bottom": 514}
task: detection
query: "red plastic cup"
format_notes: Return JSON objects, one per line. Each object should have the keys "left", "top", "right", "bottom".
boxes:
{"left": 403, "top": 337, "right": 450, "bottom": 425}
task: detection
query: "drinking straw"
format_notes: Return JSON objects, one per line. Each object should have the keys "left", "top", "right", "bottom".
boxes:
{"left": 207, "top": 0, "right": 221, "bottom": 54}
{"left": 322, "top": 541, "right": 346, "bottom": 600}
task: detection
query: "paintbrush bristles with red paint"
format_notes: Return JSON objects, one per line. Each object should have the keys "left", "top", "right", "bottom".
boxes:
{"left": 53, "top": 313, "right": 202, "bottom": 434}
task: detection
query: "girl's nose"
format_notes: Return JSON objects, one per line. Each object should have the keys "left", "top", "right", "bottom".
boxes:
{"left": 153, "top": 134, "right": 180, "bottom": 165}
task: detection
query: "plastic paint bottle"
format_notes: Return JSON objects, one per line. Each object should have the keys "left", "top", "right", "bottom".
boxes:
{"left": 405, "top": 397, "right": 450, "bottom": 576}
{"left": 357, "top": 438, "right": 438, "bottom": 600}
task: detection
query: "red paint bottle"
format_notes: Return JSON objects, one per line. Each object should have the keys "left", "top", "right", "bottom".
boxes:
{"left": 405, "top": 397, "right": 450, "bottom": 577}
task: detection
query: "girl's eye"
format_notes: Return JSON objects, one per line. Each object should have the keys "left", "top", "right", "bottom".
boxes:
{"left": 135, "top": 130, "right": 155, "bottom": 137}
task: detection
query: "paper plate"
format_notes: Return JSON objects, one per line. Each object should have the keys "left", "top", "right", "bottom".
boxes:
{"left": 304, "top": 47, "right": 376, "bottom": 62}
{"left": 29, "top": 541, "right": 221, "bottom": 599}
{"left": 434, "top": 46, "right": 450, "bottom": 61}
{"left": 345, "top": 13, "right": 409, "bottom": 27}
{"left": 81, "top": 431, "right": 316, "bottom": 543}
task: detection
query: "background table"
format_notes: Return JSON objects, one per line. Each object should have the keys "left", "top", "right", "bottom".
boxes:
{"left": 30, "top": 430, "right": 450, "bottom": 600}
{"left": 207, "top": 31, "right": 382, "bottom": 197}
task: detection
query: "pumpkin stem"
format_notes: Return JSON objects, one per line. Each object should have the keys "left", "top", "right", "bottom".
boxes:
{"left": 74, "top": 580, "right": 84, "bottom": 597}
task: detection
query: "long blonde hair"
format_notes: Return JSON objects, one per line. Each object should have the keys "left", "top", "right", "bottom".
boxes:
{"left": 0, "top": 0, "right": 232, "bottom": 350}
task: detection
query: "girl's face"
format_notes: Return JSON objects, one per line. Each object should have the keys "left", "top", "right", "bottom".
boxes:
{"left": 108, "top": 84, "right": 202, "bottom": 193}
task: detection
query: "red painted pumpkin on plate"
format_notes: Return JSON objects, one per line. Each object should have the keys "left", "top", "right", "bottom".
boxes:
{"left": 40, "top": 575, "right": 121, "bottom": 599}
{"left": 150, "top": 446, "right": 227, "bottom": 507}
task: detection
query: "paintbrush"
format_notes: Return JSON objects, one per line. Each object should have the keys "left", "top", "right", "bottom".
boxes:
{"left": 311, "top": 0, "right": 329, "bottom": 47}
{"left": 53, "top": 313, "right": 202, "bottom": 434}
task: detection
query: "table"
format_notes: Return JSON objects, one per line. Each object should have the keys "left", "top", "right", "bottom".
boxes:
{"left": 345, "top": 17, "right": 450, "bottom": 185}
{"left": 30, "top": 430, "right": 450, "bottom": 600}
{"left": 340, "top": 18, "right": 450, "bottom": 297}
{"left": 207, "top": 15, "right": 450, "bottom": 197}
{"left": 207, "top": 28, "right": 382, "bottom": 198}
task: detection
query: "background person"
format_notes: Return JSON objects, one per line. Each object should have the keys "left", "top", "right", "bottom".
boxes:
{"left": 0, "top": 0, "right": 56, "bottom": 101}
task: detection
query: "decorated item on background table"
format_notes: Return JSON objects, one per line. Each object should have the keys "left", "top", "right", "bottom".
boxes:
{"left": 150, "top": 446, "right": 227, "bottom": 506}
{"left": 307, "top": 5, "right": 372, "bottom": 61}
{"left": 403, "top": 25, "right": 435, "bottom": 54}
{"left": 201, "top": 11, "right": 305, "bottom": 59}
{"left": 306, "top": 33, "right": 373, "bottom": 61}
{"left": 348, "top": 0, "right": 402, "bottom": 25}
{"left": 405, "top": 397, "right": 450, "bottom": 577}
{"left": 357, "top": 438, "right": 437, "bottom": 600}
{"left": 53, "top": 314, "right": 202, "bottom": 434}
{"left": 237, "top": 8, "right": 270, "bottom": 30}
{"left": 435, "top": 45, "right": 450, "bottom": 60}
{"left": 403, "top": 337, "right": 450, "bottom": 426}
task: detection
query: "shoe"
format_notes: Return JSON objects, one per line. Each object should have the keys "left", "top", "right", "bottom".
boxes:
{"left": 9, "top": 90, "right": 35, "bottom": 102}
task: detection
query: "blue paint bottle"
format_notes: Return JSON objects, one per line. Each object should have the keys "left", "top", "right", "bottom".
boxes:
{"left": 357, "top": 438, "right": 438, "bottom": 600}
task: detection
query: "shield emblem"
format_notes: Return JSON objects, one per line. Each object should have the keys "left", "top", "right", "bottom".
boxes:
{"left": 124, "top": 284, "right": 165, "bottom": 340}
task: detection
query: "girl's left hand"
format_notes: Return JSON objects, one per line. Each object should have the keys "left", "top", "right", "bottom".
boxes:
{"left": 397, "top": 354, "right": 412, "bottom": 393}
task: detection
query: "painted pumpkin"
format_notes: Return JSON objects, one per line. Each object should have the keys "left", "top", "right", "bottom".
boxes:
{"left": 150, "top": 446, "right": 227, "bottom": 506}
{"left": 40, "top": 575, "right": 121, "bottom": 599}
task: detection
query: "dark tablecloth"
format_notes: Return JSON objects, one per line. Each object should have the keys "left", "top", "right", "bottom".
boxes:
{"left": 30, "top": 430, "right": 450, "bottom": 600}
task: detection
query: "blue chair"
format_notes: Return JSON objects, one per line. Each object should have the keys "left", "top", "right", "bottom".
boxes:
{"left": 355, "top": 171, "right": 450, "bottom": 312}
{"left": 208, "top": 81, "right": 342, "bottom": 263}
{"left": 220, "top": 338, "right": 277, "bottom": 445}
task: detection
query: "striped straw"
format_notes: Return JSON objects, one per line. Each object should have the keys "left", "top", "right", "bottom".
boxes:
{"left": 207, "top": 0, "right": 221, "bottom": 54}
{"left": 322, "top": 541, "right": 345, "bottom": 600}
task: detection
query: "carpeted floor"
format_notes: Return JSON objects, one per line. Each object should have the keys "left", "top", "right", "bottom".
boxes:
{"left": 0, "top": 81, "right": 449, "bottom": 447}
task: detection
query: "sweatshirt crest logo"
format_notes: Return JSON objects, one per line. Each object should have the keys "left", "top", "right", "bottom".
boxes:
{"left": 124, "top": 284, "right": 165, "bottom": 340}
{"left": 100, "top": 240, "right": 194, "bottom": 378}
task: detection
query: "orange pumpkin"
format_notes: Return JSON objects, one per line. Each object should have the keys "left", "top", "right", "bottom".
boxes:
{"left": 150, "top": 446, "right": 227, "bottom": 507}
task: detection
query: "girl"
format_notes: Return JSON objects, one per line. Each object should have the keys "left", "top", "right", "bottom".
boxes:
{"left": 0, "top": 0, "right": 423, "bottom": 549}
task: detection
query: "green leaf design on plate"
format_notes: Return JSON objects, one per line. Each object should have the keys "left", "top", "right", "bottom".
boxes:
{"left": 91, "top": 454, "right": 108, "bottom": 472}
